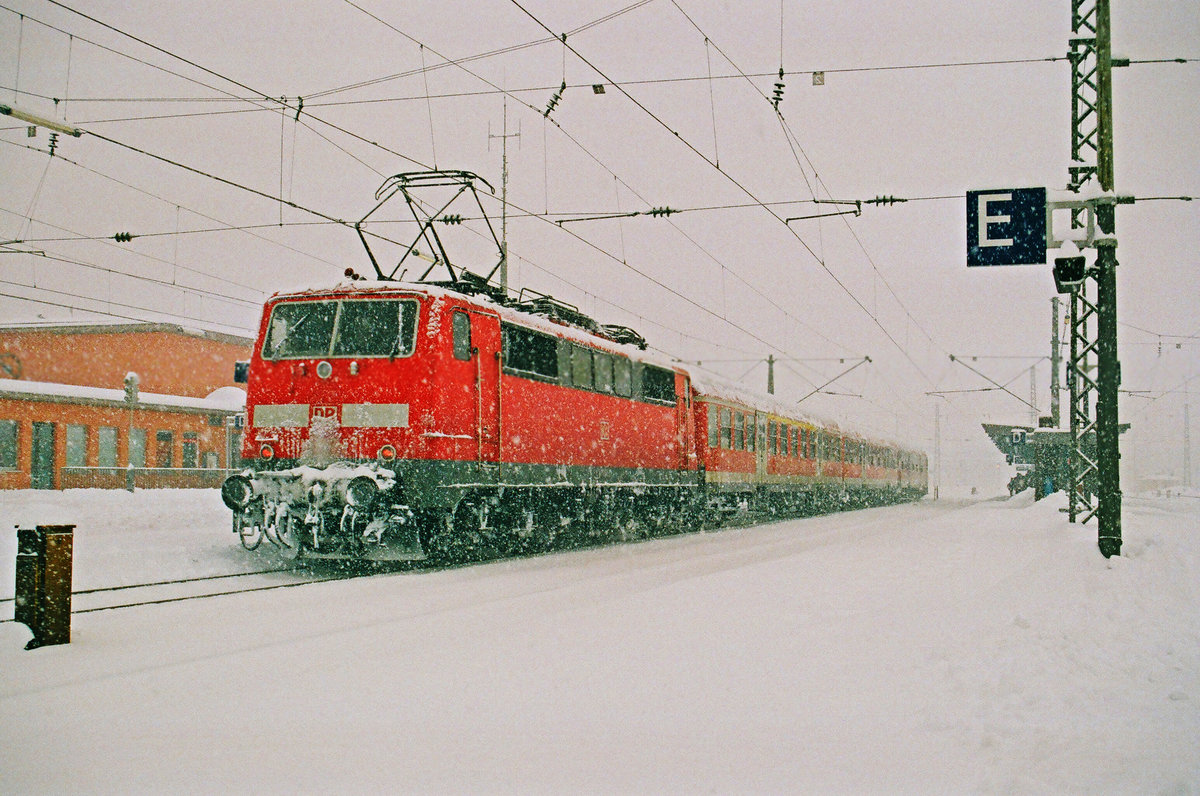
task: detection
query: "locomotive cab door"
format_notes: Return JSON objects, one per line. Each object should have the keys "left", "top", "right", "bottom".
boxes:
{"left": 676, "top": 373, "right": 694, "bottom": 471}
{"left": 457, "top": 309, "right": 502, "bottom": 467}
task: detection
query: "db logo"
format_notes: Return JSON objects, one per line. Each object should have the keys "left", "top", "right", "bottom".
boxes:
{"left": 312, "top": 405, "right": 339, "bottom": 422}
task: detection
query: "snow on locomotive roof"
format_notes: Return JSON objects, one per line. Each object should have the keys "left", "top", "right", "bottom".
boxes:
{"left": 264, "top": 279, "right": 922, "bottom": 454}
{"left": 266, "top": 278, "right": 678, "bottom": 368}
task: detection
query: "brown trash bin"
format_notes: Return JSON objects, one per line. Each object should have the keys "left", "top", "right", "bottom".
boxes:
{"left": 13, "top": 525, "right": 74, "bottom": 650}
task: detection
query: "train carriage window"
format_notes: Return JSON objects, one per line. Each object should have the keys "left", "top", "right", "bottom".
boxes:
{"left": 734, "top": 411, "right": 745, "bottom": 450}
{"left": 570, "top": 344, "right": 594, "bottom": 390}
{"left": 768, "top": 421, "right": 778, "bottom": 455}
{"left": 708, "top": 406, "right": 719, "bottom": 448}
{"left": 641, "top": 366, "right": 676, "bottom": 405}
{"left": 781, "top": 423, "right": 789, "bottom": 456}
{"left": 451, "top": 311, "right": 472, "bottom": 361}
{"left": 613, "top": 356, "right": 633, "bottom": 397}
{"left": 719, "top": 407, "right": 731, "bottom": 449}
{"left": 746, "top": 415, "right": 756, "bottom": 452}
{"left": 502, "top": 325, "right": 559, "bottom": 379}
{"left": 594, "top": 352, "right": 614, "bottom": 393}
{"left": 791, "top": 427, "right": 799, "bottom": 458}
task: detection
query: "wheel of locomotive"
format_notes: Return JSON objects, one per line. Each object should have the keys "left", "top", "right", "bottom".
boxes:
{"left": 455, "top": 493, "right": 512, "bottom": 561}
{"left": 235, "top": 511, "right": 263, "bottom": 551}
{"left": 612, "top": 492, "right": 649, "bottom": 542}
{"left": 275, "top": 511, "right": 303, "bottom": 561}
{"left": 518, "top": 490, "right": 562, "bottom": 554}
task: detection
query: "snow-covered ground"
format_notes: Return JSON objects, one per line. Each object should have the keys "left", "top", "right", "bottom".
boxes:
{"left": 1, "top": 487, "right": 1197, "bottom": 793}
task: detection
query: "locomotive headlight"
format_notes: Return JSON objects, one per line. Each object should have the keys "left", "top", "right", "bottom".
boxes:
{"left": 377, "top": 444, "right": 397, "bottom": 462}
{"left": 345, "top": 476, "right": 379, "bottom": 508}
{"left": 259, "top": 443, "right": 275, "bottom": 460}
{"left": 221, "top": 474, "right": 255, "bottom": 510}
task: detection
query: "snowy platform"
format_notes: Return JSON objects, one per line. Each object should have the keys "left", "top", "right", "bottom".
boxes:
{"left": 2, "top": 488, "right": 1198, "bottom": 792}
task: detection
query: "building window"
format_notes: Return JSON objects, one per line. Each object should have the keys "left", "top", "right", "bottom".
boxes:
{"left": 66, "top": 424, "right": 87, "bottom": 467}
{"left": 129, "top": 428, "right": 147, "bottom": 468}
{"left": 98, "top": 427, "right": 119, "bottom": 468}
{"left": 155, "top": 430, "right": 174, "bottom": 468}
{"left": 182, "top": 440, "right": 199, "bottom": 468}
{"left": 0, "top": 419, "right": 16, "bottom": 469}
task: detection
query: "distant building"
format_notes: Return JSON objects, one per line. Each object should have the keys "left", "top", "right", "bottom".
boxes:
{"left": 0, "top": 323, "right": 252, "bottom": 489}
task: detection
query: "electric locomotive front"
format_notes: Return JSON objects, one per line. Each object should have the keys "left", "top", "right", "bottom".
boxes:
{"left": 221, "top": 282, "right": 487, "bottom": 561}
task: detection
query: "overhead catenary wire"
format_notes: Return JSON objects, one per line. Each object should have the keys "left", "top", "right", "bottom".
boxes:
{"left": 507, "top": 0, "right": 937, "bottom": 387}
{"left": 330, "top": 1, "right": 857, "bottom": 358}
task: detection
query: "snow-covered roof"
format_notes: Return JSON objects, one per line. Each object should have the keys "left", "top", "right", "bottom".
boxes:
{"left": 0, "top": 378, "right": 245, "bottom": 413}
{"left": 266, "top": 278, "right": 680, "bottom": 369}
{"left": 0, "top": 320, "right": 254, "bottom": 347}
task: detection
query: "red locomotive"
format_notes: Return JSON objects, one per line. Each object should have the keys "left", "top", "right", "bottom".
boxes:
{"left": 220, "top": 172, "right": 927, "bottom": 562}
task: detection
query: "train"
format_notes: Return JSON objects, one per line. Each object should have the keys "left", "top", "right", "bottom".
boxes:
{"left": 220, "top": 275, "right": 927, "bottom": 564}
{"left": 219, "top": 169, "right": 927, "bottom": 563}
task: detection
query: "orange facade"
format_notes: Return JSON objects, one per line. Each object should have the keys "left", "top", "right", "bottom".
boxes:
{"left": 0, "top": 323, "right": 252, "bottom": 398}
{"left": 0, "top": 323, "right": 251, "bottom": 490}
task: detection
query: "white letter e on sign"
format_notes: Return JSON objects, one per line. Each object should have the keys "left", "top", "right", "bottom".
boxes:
{"left": 977, "top": 193, "right": 1013, "bottom": 248}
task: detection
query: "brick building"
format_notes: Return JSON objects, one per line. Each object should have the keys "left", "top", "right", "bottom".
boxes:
{"left": 0, "top": 323, "right": 252, "bottom": 489}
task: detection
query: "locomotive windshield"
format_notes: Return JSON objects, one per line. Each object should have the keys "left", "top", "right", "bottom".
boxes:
{"left": 263, "top": 298, "right": 418, "bottom": 359}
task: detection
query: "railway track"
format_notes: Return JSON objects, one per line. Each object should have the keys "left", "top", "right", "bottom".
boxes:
{"left": 0, "top": 565, "right": 385, "bottom": 622}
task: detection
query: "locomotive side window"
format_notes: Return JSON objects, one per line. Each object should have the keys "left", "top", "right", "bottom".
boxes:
{"left": 613, "top": 356, "right": 633, "bottom": 397}
{"left": 570, "top": 344, "right": 594, "bottom": 390}
{"left": 641, "top": 365, "right": 675, "bottom": 405}
{"left": 502, "top": 325, "right": 558, "bottom": 380}
{"left": 594, "top": 352, "right": 614, "bottom": 393}
{"left": 452, "top": 311, "right": 472, "bottom": 361}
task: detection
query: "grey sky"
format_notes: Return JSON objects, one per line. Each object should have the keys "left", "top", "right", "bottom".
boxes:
{"left": 1, "top": 1, "right": 1197, "bottom": 483}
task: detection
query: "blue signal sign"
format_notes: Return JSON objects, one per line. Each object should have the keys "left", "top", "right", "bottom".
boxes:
{"left": 966, "top": 187, "right": 1047, "bottom": 266}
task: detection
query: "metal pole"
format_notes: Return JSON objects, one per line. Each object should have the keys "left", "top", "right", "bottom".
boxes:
{"left": 1050, "top": 297, "right": 1061, "bottom": 427}
{"left": 767, "top": 354, "right": 775, "bottom": 395}
{"left": 1094, "top": 0, "right": 1122, "bottom": 557}
{"left": 934, "top": 401, "right": 942, "bottom": 500}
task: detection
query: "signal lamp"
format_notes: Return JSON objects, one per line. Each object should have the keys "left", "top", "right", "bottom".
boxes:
{"left": 1053, "top": 255, "right": 1087, "bottom": 294}
{"left": 259, "top": 443, "right": 275, "bottom": 460}
{"left": 377, "top": 444, "right": 397, "bottom": 462}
